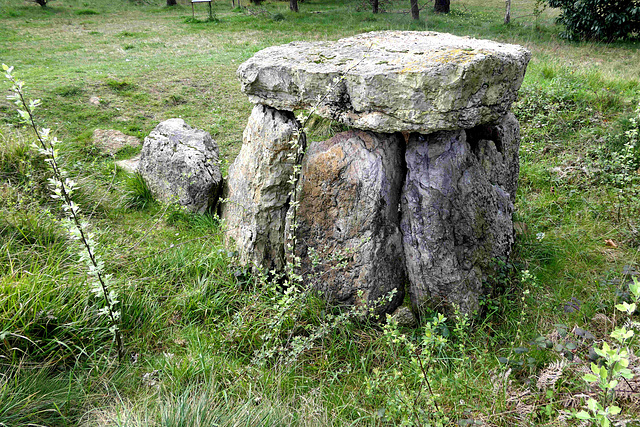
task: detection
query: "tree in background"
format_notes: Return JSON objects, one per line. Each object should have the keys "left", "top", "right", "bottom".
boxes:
{"left": 504, "top": 0, "right": 511, "bottom": 24}
{"left": 372, "top": 0, "right": 379, "bottom": 13}
{"left": 410, "top": 0, "right": 419, "bottom": 19}
{"left": 290, "top": 0, "right": 298, "bottom": 12}
{"left": 167, "top": 0, "right": 177, "bottom": 6}
{"left": 547, "top": 0, "right": 640, "bottom": 41}
{"left": 434, "top": 0, "right": 449, "bottom": 13}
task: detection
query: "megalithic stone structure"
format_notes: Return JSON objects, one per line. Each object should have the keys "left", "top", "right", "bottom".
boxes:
{"left": 222, "top": 31, "right": 530, "bottom": 316}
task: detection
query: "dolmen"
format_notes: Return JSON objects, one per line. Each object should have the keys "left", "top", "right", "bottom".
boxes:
{"left": 222, "top": 31, "right": 530, "bottom": 317}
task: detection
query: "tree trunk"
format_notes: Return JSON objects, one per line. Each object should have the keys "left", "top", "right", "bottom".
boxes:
{"left": 504, "top": 0, "right": 511, "bottom": 24}
{"left": 290, "top": 0, "right": 298, "bottom": 12}
{"left": 372, "top": 0, "right": 378, "bottom": 13}
{"left": 434, "top": 0, "right": 449, "bottom": 13}
{"left": 410, "top": 0, "right": 419, "bottom": 20}
{"left": 34, "top": 0, "right": 47, "bottom": 7}
{"left": 166, "top": 0, "right": 177, "bottom": 6}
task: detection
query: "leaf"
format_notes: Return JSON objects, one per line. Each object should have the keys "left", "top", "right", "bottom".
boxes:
{"left": 608, "top": 405, "right": 621, "bottom": 415}
{"left": 514, "top": 347, "right": 528, "bottom": 354}
{"left": 604, "top": 239, "right": 618, "bottom": 248}
{"left": 583, "top": 373, "right": 598, "bottom": 383}
{"left": 619, "top": 368, "right": 634, "bottom": 379}
{"left": 574, "top": 410, "right": 591, "bottom": 420}
{"left": 498, "top": 357, "right": 509, "bottom": 364}
{"left": 574, "top": 327, "right": 596, "bottom": 340}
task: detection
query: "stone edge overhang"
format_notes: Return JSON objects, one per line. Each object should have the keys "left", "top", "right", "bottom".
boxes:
{"left": 237, "top": 31, "right": 531, "bottom": 134}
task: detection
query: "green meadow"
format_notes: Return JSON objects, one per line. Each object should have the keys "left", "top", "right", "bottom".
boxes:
{"left": 1, "top": 0, "right": 639, "bottom": 425}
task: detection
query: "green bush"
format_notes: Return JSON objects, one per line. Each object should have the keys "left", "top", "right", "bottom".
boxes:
{"left": 547, "top": 0, "right": 640, "bottom": 41}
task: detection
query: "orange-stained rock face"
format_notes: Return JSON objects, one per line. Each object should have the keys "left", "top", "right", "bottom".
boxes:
{"left": 288, "top": 130, "right": 406, "bottom": 314}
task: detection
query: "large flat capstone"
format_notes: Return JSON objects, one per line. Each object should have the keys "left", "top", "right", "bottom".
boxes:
{"left": 238, "top": 31, "right": 530, "bottom": 134}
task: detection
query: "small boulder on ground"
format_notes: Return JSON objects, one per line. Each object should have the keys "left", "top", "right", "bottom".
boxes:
{"left": 137, "top": 119, "right": 222, "bottom": 214}
{"left": 92, "top": 129, "right": 140, "bottom": 155}
{"left": 390, "top": 306, "right": 418, "bottom": 328}
{"left": 115, "top": 155, "right": 140, "bottom": 174}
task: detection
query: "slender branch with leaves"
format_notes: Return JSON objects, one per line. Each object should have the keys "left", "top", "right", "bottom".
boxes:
{"left": 3, "top": 64, "right": 124, "bottom": 361}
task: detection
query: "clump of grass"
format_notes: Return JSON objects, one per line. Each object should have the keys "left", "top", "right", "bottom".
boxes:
{"left": 75, "top": 8, "right": 99, "bottom": 15}
{"left": 53, "top": 84, "right": 84, "bottom": 97}
{"left": 0, "top": 366, "right": 83, "bottom": 426}
{"left": 0, "top": 126, "right": 50, "bottom": 200}
{"left": 183, "top": 16, "right": 219, "bottom": 24}
{"left": 106, "top": 79, "right": 135, "bottom": 92}
{"left": 165, "top": 93, "right": 186, "bottom": 106}
{"left": 117, "top": 30, "right": 139, "bottom": 37}
{"left": 124, "top": 172, "right": 155, "bottom": 210}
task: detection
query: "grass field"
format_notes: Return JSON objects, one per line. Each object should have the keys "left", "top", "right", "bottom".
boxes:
{"left": 1, "top": 0, "right": 640, "bottom": 425}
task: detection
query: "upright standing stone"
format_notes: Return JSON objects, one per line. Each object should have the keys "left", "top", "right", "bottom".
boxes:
{"left": 222, "top": 104, "right": 300, "bottom": 271}
{"left": 401, "top": 121, "right": 518, "bottom": 315}
{"left": 289, "top": 130, "right": 406, "bottom": 313}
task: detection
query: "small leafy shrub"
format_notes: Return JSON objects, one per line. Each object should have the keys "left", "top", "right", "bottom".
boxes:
{"left": 546, "top": 0, "right": 640, "bottom": 41}
{"left": 587, "top": 102, "right": 640, "bottom": 224}
{"left": 365, "top": 312, "right": 467, "bottom": 426}
{"left": 4, "top": 64, "right": 124, "bottom": 360}
{"left": 573, "top": 277, "right": 639, "bottom": 426}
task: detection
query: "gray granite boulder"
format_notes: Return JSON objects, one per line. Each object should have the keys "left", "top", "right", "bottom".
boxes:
{"left": 221, "top": 104, "right": 301, "bottom": 271}
{"left": 138, "top": 119, "right": 221, "bottom": 213}
{"left": 288, "top": 130, "right": 406, "bottom": 314}
{"left": 238, "top": 31, "right": 530, "bottom": 134}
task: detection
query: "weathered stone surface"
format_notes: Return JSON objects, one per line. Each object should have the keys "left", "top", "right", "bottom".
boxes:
{"left": 115, "top": 155, "right": 140, "bottom": 174}
{"left": 92, "top": 129, "right": 140, "bottom": 155}
{"left": 400, "top": 122, "right": 519, "bottom": 315}
{"left": 391, "top": 306, "right": 418, "bottom": 328}
{"left": 137, "top": 119, "right": 221, "bottom": 213}
{"left": 221, "top": 104, "right": 300, "bottom": 271}
{"left": 289, "top": 130, "right": 406, "bottom": 314}
{"left": 238, "top": 31, "right": 530, "bottom": 134}
{"left": 466, "top": 112, "right": 520, "bottom": 201}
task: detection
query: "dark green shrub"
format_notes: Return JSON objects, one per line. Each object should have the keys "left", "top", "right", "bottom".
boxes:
{"left": 547, "top": 0, "right": 640, "bottom": 41}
